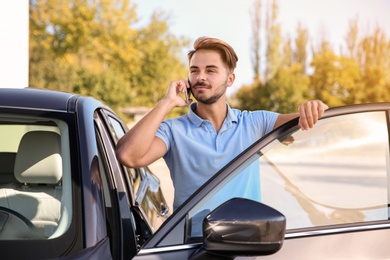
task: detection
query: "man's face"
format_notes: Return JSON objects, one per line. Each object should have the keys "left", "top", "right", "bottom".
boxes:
{"left": 188, "top": 50, "right": 234, "bottom": 105}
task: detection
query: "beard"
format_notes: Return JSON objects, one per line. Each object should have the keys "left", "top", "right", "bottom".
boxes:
{"left": 192, "top": 80, "right": 228, "bottom": 105}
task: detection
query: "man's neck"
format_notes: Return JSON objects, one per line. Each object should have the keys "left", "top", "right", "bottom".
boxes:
{"left": 195, "top": 101, "right": 228, "bottom": 133}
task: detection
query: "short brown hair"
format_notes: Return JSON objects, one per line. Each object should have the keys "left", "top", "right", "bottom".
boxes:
{"left": 187, "top": 36, "right": 238, "bottom": 73}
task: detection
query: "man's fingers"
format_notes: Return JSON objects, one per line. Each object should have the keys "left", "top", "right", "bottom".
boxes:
{"left": 310, "top": 101, "right": 319, "bottom": 126}
{"left": 299, "top": 100, "right": 329, "bottom": 130}
{"left": 165, "top": 80, "right": 192, "bottom": 107}
{"left": 299, "top": 102, "right": 310, "bottom": 130}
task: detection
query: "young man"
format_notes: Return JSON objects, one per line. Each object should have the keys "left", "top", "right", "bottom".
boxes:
{"left": 116, "top": 36, "right": 328, "bottom": 210}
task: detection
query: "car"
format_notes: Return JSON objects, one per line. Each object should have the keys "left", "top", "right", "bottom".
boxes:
{"left": 1, "top": 88, "right": 390, "bottom": 259}
{"left": 136, "top": 102, "right": 390, "bottom": 259}
{"left": 0, "top": 87, "right": 169, "bottom": 259}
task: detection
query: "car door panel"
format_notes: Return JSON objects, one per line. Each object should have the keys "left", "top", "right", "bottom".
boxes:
{"left": 141, "top": 103, "right": 390, "bottom": 259}
{"left": 254, "top": 227, "right": 390, "bottom": 259}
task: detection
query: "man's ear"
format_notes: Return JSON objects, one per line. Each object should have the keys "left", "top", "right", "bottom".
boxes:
{"left": 227, "top": 72, "right": 235, "bottom": 87}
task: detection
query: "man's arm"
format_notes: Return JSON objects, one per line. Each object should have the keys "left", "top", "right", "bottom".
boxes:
{"left": 116, "top": 80, "right": 191, "bottom": 168}
{"left": 274, "top": 100, "right": 329, "bottom": 130}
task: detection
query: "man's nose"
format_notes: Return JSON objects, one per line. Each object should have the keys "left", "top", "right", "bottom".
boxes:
{"left": 196, "top": 71, "right": 207, "bottom": 82}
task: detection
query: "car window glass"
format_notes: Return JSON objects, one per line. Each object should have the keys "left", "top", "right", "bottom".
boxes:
{"left": 131, "top": 168, "right": 141, "bottom": 194}
{"left": 187, "top": 111, "right": 390, "bottom": 240}
{"left": 261, "top": 111, "right": 389, "bottom": 229}
{"left": 187, "top": 153, "right": 262, "bottom": 239}
{"left": 0, "top": 118, "right": 72, "bottom": 240}
{"left": 99, "top": 111, "right": 168, "bottom": 232}
{"left": 106, "top": 114, "right": 125, "bottom": 142}
{"left": 103, "top": 113, "right": 141, "bottom": 194}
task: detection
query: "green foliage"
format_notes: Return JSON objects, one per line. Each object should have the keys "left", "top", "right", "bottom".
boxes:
{"left": 309, "top": 24, "right": 390, "bottom": 107}
{"left": 131, "top": 11, "right": 189, "bottom": 107}
{"left": 235, "top": 63, "right": 309, "bottom": 114}
{"left": 30, "top": 0, "right": 390, "bottom": 117}
{"left": 310, "top": 50, "right": 362, "bottom": 107}
{"left": 250, "top": 0, "right": 262, "bottom": 82}
{"left": 235, "top": 0, "right": 390, "bottom": 113}
{"left": 293, "top": 22, "right": 309, "bottom": 73}
{"left": 29, "top": 0, "right": 189, "bottom": 115}
{"left": 357, "top": 26, "right": 390, "bottom": 103}
{"left": 73, "top": 67, "right": 131, "bottom": 109}
{"left": 265, "top": 0, "right": 282, "bottom": 81}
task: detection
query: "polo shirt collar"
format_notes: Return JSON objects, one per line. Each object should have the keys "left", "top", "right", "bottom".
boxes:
{"left": 188, "top": 102, "right": 238, "bottom": 128}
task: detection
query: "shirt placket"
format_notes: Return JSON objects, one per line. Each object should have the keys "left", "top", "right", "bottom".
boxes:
{"left": 202, "top": 121, "right": 219, "bottom": 151}
{"left": 216, "top": 120, "right": 233, "bottom": 152}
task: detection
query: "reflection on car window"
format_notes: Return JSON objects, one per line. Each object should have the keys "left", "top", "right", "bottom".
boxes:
{"left": 0, "top": 118, "right": 72, "bottom": 240}
{"left": 129, "top": 168, "right": 141, "bottom": 194}
{"left": 188, "top": 111, "right": 390, "bottom": 239}
{"left": 103, "top": 114, "right": 142, "bottom": 194}
{"left": 261, "top": 111, "right": 389, "bottom": 229}
{"left": 106, "top": 114, "right": 125, "bottom": 142}
{"left": 103, "top": 111, "right": 169, "bottom": 231}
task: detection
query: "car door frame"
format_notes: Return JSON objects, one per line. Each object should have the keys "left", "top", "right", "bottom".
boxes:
{"left": 93, "top": 108, "right": 139, "bottom": 259}
{"left": 136, "top": 102, "right": 390, "bottom": 259}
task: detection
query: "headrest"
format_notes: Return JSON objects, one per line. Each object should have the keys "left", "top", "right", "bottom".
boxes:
{"left": 14, "top": 131, "right": 62, "bottom": 184}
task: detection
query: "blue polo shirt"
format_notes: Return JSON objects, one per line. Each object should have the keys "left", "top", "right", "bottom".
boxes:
{"left": 156, "top": 103, "right": 279, "bottom": 210}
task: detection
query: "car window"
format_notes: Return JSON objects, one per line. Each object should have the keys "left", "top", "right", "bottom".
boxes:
{"left": 101, "top": 111, "right": 169, "bottom": 232}
{"left": 103, "top": 113, "right": 142, "bottom": 195}
{"left": 0, "top": 117, "right": 72, "bottom": 240}
{"left": 187, "top": 111, "right": 390, "bottom": 239}
{"left": 106, "top": 114, "right": 126, "bottom": 142}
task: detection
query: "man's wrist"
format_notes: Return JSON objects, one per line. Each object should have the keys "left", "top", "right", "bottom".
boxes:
{"left": 158, "top": 97, "right": 177, "bottom": 113}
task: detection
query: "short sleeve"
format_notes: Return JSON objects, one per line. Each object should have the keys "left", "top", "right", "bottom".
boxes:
{"left": 156, "top": 121, "right": 172, "bottom": 151}
{"left": 248, "top": 110, "right": 279, "bottom": 136}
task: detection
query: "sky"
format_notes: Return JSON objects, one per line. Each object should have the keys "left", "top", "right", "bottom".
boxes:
{"left": 134, "top": 0, "right": 390, "bottom": 95}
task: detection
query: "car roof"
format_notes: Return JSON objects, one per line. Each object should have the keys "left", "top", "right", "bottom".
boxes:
{"left": 0, "top": 88, "right": 80, "bottom": 112}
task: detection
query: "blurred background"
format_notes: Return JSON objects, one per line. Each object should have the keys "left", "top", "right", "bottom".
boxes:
{"left": 25, "top": 0, "right": 390, "bottom": 121}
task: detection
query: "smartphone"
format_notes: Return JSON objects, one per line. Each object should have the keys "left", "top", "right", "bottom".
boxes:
{"left": 185, "top": 78, "right": 192, "bottom": 103}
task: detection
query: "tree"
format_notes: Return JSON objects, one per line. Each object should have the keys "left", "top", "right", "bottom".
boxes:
{"left": 250, "top": 0, "right": 263, "bottom": 83}
{"left": 234, "top": 62, "right": 309, "bottom": 113}
{"left": 233, "top": 83, "right": 263, "bottom": 111}
{"left": 235, "top": 0, "right": 309, "bottom": 113}
{"left": 131, "top": 11, "right": 189, "bottom": 107}
{"left": 293, "top": 22, "right": 309, "bottom": 73}
{"left": 282, "top": 35, "right": 292, "bottom": 67}
{"left": 265, "top": 0, "right": 282, "bottom": 82}
{"left": 356, "top": 26, "right": 390, "bottom": 102}
{"left": 265, "top": 63, "right": 310, "bottom": 113}
{"left": 344, "top": 16, "right": 359, "bottom": 60}
{"left": 310, "top": 48, "right": 362, "bottom": 106}
{"left": 29, "top": 0, "right": 139, "bottom": 106}
{"left": 237, "top": 1, "right": 390, "bottom": 111}
{"left": 29, "top": 0, "right": 189, "bottom": 112}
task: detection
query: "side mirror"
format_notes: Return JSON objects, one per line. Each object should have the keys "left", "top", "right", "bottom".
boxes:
{"left": 203, "top": 198, "right": 286, "bottom": 256}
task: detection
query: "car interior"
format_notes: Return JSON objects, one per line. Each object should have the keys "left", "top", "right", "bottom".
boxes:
{"left": 0, "top": 118, "right": 72, "bottom": 240}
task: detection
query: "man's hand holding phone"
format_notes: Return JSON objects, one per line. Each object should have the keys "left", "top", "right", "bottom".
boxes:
{"left": 165, "top": 79, "right": 192, "bottom": 107}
